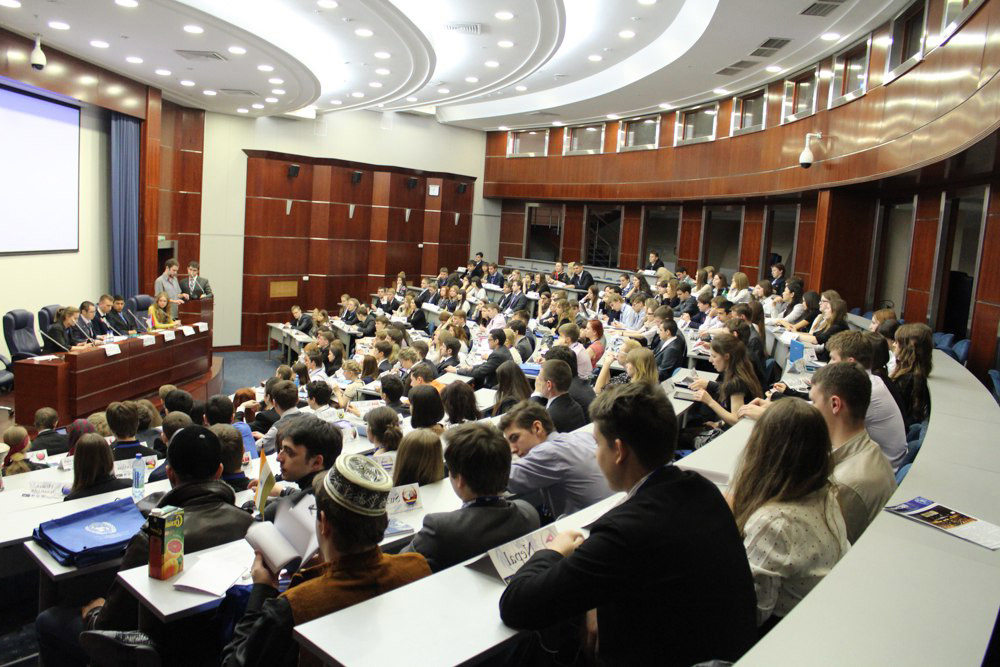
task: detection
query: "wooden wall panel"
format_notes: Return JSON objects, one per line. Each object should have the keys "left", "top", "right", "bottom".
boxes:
{"left": 499, "top": 200, "right": 526, "bottom": 262}
{"left": 562, "top": 204, "right": 585, "bottom": 263}
{"left": 139, "top": 89, "right": 162, "bottom": 294}
{"left": 903, "top": 190, "right": 944, "bottom": 323}
{"left": 810, "top": 190, "right": 877, "bottom": 308}
{"left": 968, "top": 180, "right": 1000, "bottom": 376}
{"left": 677, "top": 204, "right": 704, "bottom": 271}
{"left": 740, "top": 203, "right": 766, "bottom": 285}
{"left": 794, "top": 195, "right": 818, "bottom": 288}
{"left": 619, "top": 204, "right": 643, "bottom": 270}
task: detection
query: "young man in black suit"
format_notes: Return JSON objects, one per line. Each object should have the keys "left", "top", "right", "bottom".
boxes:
{"left": 450, "top": 329, "right": 511, "bottom": 389}
{"left": 570, "top": 262, "right": 594, "bottom": 290}
{"left": 543, "top": 346, "right": 595, "bottom": 416}
{"left": 92, "top": 295, "right": 116, "bottom": 336}
{"left": 673, "top": 283, "right": 698, "bottom": 318}
{"left": 402, "top": 421, "right": 538, "bottom": 571}
{"left": 499, "top": 382, "right": 758, "bottom": 666}
{"left": 106, "top": 401, "right": 160, "bottom": 461}
{"left": 646, "top": 251, "right": 664, "bottom": 271}
{"left": 654, "top": 318, "right": 687, "bottom": 382}
{"left": 287, "top": 305, "right": 313, "bottom": 333}
{"left": 504, "top": 280, "right": 528, "bottom": 316}
{"left": 436, "top": 335, "right": 462, "bottom": 376}
{"left": 107, "top": 295, "right": 131, "bottom": 335}
{"left": 533, "top": 359, "right": 587, "bottom": 432}
{"left": 485, "top": 263, "right": 505, "bottom": 288}
{"left": 32, "top": 407, "right": 68, "bottom": 455}
{"left": 471, "top": 252, "right": 486, "bottom": 278}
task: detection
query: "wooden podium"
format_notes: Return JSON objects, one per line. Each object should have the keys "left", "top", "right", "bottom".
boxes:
{"left": 178, "top": 297, "right": 213, "bottom": 333}
{"left": 13, "top": 326, "right": 214, "bottom": 427}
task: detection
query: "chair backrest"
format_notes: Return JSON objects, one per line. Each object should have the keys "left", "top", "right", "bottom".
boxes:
{"left": 895, "top": 462, "right": 912, "bottom": 485}
{"left": 37, "top": 304, "right": 61, "bottom": 336}
{"left": 128, "top": 294, "right": 155, "bottom": 315}
{"left": 764, "top": 358, "right": 781, "bottom": 386}
{"left": 989, "top": 369, "right": 1000, "bottom": 405}
{"left": 849, "top": 307, "right": 861, "bottom": 316}
{"left": 952, "top": 338, "right": 971, "bottom": 365}
{"left": 3, "top": 309, "right": 42, "bottom": 359}
{"left": 932, "top": 332, "right": 955, "bottom": 350}
{"left": 863, "top": 311, "right": 874, "bottom": 320}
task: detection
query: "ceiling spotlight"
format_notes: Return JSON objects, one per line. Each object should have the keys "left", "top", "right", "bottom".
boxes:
{"left": 257, "top": 64, "right": 274, "bottom": 72}
{"left": 266, "top": 96, "right": 279, "bottom": 102}
{"left": 0, "top": 0, "right": 22, "bottom": 7}
{"left": 350, "top": 91, "right": 364, "bottom": 98}
{"left": 203, "top": 90, "right": 216, "bottom": 96}
{"left": 183, "top": 25, "right": 204, "bottom": 34}
{"left": 180, "top": 79, "right": 195, "bottom": 86}
{"left": 551, "top": 121, "right": 563, "bottom": 126}
{"left": 90, "top": 40, "right": 109, "bottom": 48}
{"left": 497, "top": 125, "right": 510, "bottom": 130}
{"left": 437, "top": 87, "right": 450, "bottom": 94}
{"left": 638, "top": 0, "right": 656, "bottom": 5}
{"left": 268, "top": 77, "right": 284, "bottom": 84}
{"left": 317, "top": 0, "right": 338, "bottom": 7}
{"left": 355, "top": 28, "right": 373, "bottom": 37}
{"left": 115, "top": 0, "right": 139, "bottom": 6}
{"left": 237, "top": 108, "right": 248, "bottom": 113}
{"left": 515, "top": 85, "right": 527, "bottom": 91}
{"left": 155, "top": 68, "right": 171, "bottom": 76}
{"left": 498, "top": 40, "right": 514, "bottom": 48}
{"left": 374, "top": 51, "right": 391, "bottom": 59}
{"left": 272, "top": 88, "right": 286, "bottom": 94}
{"left": 495, "top": 11, "right": 514, "bottom": 20}
{"left": 252, "top": 103, "right": 265, "bottom": 109}
{"left": 619, "top": 30, "right": 635, "bottom": 39}
{"left": 658, "top": 102, "right": 672, "bottom": 109}
{"left": 375, "top": 68, "right": 390, "bottom": 75}
{"left": 588, "top": 54, "right": 602, "bottom": 62}
{"left": 329, "top": 99, "right": 342, "bottom": 105}
{"left": 765, "top": 65, "right": 783, "bottom": 73}
{"left": 368, "top": 82, "right": 381, "bottom": 88}
{"left": 712, "top": 87, "right": 729, "bottom": 95}
{"left": 48, "top": 20, "right": 70, "bottom": 30}
{"left": 606, "top": 113, "right": 619, "bottom": 119}
{"left": 485, "top": 60, "right": 499, "bottom": 67}
{"left": 465, "top": 76, "right": 479, "bottom": 83}
{"left": 228, "top": 46, "right": 246, "bottom": 55}
{"left": 821, "top": 32, "right": 841, "bottom": 41}
{"left": 126, "top": 56, "right": 143, "bottom": 64}
{"left": 406, "top": 96, "right": 418, "bottom": 102}
{"left": 78, "top": 75, "right": 97, "bottom": 85}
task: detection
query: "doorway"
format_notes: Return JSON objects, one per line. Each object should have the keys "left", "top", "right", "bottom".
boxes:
{"left": 642, "top": 205, "right": 680, "bottom": 270}
{"left": 872, "top": 198, "right": 915, "bottom": 314}
{"left": 702, "top": 206, "right": 743, "bottom": 276}
{"left": 525, "top": 204, "right": 563, "bottom": 261}
{"left": 764, "top": 204, "right": 797, "bottom": 277}
{"left": 938, "top": 186, "right": 987, "bottom": 338}
{"left": 584, "top": 205, "right": 622, "bottom": 268}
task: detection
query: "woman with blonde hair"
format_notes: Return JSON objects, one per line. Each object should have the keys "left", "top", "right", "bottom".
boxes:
{"left": 393, "top": 429, "right": 445, "bottom": 486}
{"left": 729, "top": 272, "right": 751, "bottom": 304}
{"left": 87, "top": 411, "right": 112, "bottom": 437}
{"left": 333, "top": 360, "right": 365, "bottom": 408}
{"left": 3, "top": 426, "right": 46, "bottom": 475}
{"left": 149, "top": 292, "right": 180, "bottom": 329}
{"left": 729, "top": 398, "right": 849, "bottom": 628}
{"left": 594, "top": 339, "right": 656, "bottom": 393}
{"left": 694, "top": 269, "right": 712, "bottom": 300}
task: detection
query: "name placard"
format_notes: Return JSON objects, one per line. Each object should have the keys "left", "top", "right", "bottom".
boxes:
{"left": 195, "top": 322, "right": 209, "bottom": 332}
{"left": 181, "top": 326, "right": 196, "bottom": 336}
{"left": 162, "top": 330, "right": 176, "bottom": 341}
{"left": 486, "top": 526, "right": 559, "bottom": 583}
{"left": 104, "top": 343, "right": 122, "bottom": 357}
{"left": 140, "top": 335, "right": 156, "bottom": 347}
{"left": 386, "top": 483, "right": 421, "bottom": 515}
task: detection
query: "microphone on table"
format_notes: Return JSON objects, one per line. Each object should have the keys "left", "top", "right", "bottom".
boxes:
{"left": 127, "top": 309, "right": 149, "bottom": 333}
{"left": 75, "top": 321, "right": 97, "bottom": 344}
{"left": 39, "top": 330, "right": 70, "bottom": 352}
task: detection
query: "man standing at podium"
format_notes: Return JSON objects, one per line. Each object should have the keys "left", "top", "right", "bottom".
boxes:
{"left": 180, "top": 261, "right": 213, "bottom": 300}
{"left": 154, "top": 258, "right": 184, "bottom": 317}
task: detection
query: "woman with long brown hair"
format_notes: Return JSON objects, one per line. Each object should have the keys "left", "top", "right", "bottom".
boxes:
{"left": 797, "top": 292, "right": 850, "bottom": 359}
{"left": 493, "top": 361, "right": 533, "bottom": 416}
{"left": 66, "top": 434, "right": 131, "bottom": 500}
{"left": 891, "top": 322, "right": 933, "bottom": 426}
{"left": 690, "top": 333, "right": 762, "bottom": 426}
{"left": 729, "top": 398, "right": 849, "bottom": 629}
{"left": 393, "top": 428, "right": 445, "bottom": 486}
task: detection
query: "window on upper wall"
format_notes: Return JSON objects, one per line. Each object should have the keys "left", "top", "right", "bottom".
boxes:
{"left": 830, "top": 37, "right": 871, "bottom": 108}
{"left": 941, "top": 0, "right": 985, "bottom": 43}
{"left": 887, "top": 0, "right": 927, "bottom": 77}
{"left": 618, "top": 116, "right": 660, "bottom": 151}
{"left": 782, "top": 67, "right": 819, "bottom": 123}
{"left": 674, "top": 103, "right": 718, "bottom": 146}
{"left": 731, "top": 88, "right": 766, "bottom": 135}
{"left": 563, "top": 124, "right": 604, "bottom": 155}
{"left": 506, "top": 129, "right": 549, "bottom": 157}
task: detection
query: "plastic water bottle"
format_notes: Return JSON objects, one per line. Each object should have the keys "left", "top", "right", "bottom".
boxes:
{"left": 132, "top": 453, "right": 145, "bottom": 502}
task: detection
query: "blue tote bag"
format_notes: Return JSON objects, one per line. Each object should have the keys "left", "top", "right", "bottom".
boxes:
{"left": 33, "top": 497, "right": 146, "bottom": 567}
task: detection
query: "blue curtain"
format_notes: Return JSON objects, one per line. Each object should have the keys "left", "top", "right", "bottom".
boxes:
{"left": 110, "top": 112, "right": 141, "bottom": 298}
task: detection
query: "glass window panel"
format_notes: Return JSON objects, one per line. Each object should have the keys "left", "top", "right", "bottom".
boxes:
{"left": 682, "top": 107, "right": 716, "bottom": 140}
{"left": 738, "top": 92, "right": 765, "bottom": 130}
{"left": 511, "top": 130, "right": 546, "bottom": 156}
{"left": 568, "top": 125, "right": 602, "bottom": 153}
{"left": 624, "top": 118, "right": 658, "bottom": 147}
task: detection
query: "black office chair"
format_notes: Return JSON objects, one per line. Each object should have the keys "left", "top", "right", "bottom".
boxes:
{"left": 37, "top": 304, "right": 61, "bottom": 334}
{"left": 126, "top": 295, "right": 155, "bottom": 331}
{"left": 3, "top": 309, "right": 42, "bottom": 361}
{"left": 0, "top": 355, "right": 13, "bottom": 393}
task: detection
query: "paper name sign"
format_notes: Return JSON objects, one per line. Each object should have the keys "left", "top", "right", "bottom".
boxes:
{"left": 162, "top": 330, "right": 176, "bottom": 342}
{"left": 181, "top": 326, "right": 196, "bottom": 336}
{"left": 372, "top": 453, "right": 395, "bottom": 475}
{"left": 140, "top": 335, "right": 156, "bottom": 347}
{"left": 113, "top": 455, "right": 158, "bottom": 479}
{"left": 59, "top": 456, "right": 74, "bottom": 471}
{"left": 28, "top": 480, "right": 69, "bottom": 499}
{"left": 104, "top": 343, "right": 122, "bottom": 357}
{"left": 386, "top": 483, "right": 421, "bottom": 515}
{"left": 196, "top": 322, "right": 209, "bottom": 332}
{"left": 486, "top": 526, "right": 559, "bottom": 583}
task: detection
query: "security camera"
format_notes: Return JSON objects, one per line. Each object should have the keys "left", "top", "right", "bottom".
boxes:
{"left": 30, "top": 36, "right": 46, "bottom": 71}
{"left": 799, "top": 132, "right": 822, "bottom": 169}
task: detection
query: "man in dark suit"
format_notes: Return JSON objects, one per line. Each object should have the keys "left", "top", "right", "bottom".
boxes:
{"left": 339, "top": 299, "right": 360, "bottom": 326}
{"left": 511, "top": 320, "right": 533, "bottom": 363}
{"left": 288, "top": 305, "right": 313, "bottom": 333}
{"left": 402, "top": 422, "right": 539, "bottom": 571}
{"left": 673, "top": 283, "right": 698, "bottom": 318}
{"left": 497, "top": 283, "right": 514, "bottom": 312}
{"left": 499, "top": 382, "right": 758, "bottom": 666}
{"left": 570, "top": 263, "right": 594, "bottom": 290}
{"left": 654, "top": 319, "right": 687, "bottom": 382}
{"left": 471, "top": 252, "right": 486, "bottom": 278}
{"left": 770, "top": 262, "right": 786, "bottom": 295}
{"left": 32, "top": 407, "right": 68, "bottom": 455}
{"left": 436, "top": 336, "right": 462, "bottom": 376}
{"left": 543, "top": 346, "right": 595, "bottom": 416}
{"left": 533, "top": 359, "right": 587, "bottom": 432}
{"left": 414, "top": 278, "right": 434, "bottom": 307}
{"left": 504, "top": 280, "right": 528, "bottom": 316}
{"left": 485, "top": 263, "right": 505, "bottom": 288}
{"left": 376, "top": 287, "right": 399, "bottom": 314}
{"left": 92, "top": 295, "right": 117, "bottom": 336}
{"left": 70, "top": 301, "right": 98, "bottom": 344}
{"left": 646, "top": 251, "right": 665, "bottom": 272}
{"left": 179, "top": 261, "right": 213, "bottom": 299}
{"left": 451, "top": 329, "right": 512, "bottom": 389}
{"left": 355, "top": 305, "right": 376, "bottom": 338}
{"left": 106, "top": 296, "right": 131, "bottom": 335}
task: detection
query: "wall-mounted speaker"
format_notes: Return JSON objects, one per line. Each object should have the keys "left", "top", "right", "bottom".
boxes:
{"left": 351, "top": 170, "right": 362, "bottom": 184}
{"left": 288, "top": 164, "right": 300, "bottom": 178}
{"left": 457, "top": 183, "right": 468, "bottom": 194}
{"left": 406, "top": 177, "right": 418, "bottom": 189}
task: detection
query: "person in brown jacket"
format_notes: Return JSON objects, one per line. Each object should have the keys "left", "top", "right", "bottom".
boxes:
{"left": 222, "top": 453, "right": 431, "bottom": 666}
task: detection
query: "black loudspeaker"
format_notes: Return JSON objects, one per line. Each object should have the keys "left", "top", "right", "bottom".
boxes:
{"left": 351, "top": 171, "right": 362, "bottom": 184}
{"left": 287, "top": 164, "right": 300, "bottom": 178}
{"left": 406, "top": 177, "right": 418, "bottom": 189}
{"left": 457, "top": 183, "right": 468, "bottom": 194}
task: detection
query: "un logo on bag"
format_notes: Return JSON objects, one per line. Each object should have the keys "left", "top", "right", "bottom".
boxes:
{"left": 84, "top": 521, "right": 118, "bottom": 536}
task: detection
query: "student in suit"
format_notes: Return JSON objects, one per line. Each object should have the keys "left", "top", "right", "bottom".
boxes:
{"left": 403, "top": 422, "right": 539, "bottom": 571}
{"left": 413, "top": 278, "right": 434, "bottom": 307}
{"left": 398, "top": 294, "right": 427, "bottom": 332}
{"left": 106, "top": 401, "right": 159, "bottom": 461}
{"left": 70, "top": 300, "right": 98, "bottom": 344}
{"left": 646, "top": 251, "right": 665, "bottom": 271}
{"left": 770, "top": 262, "right": 787, "bottom": 295}
{"left": 64, "top": 434, "right": 131, "bottom": 501}
{"left": 106, "top": 295, "right": 132, "bottom": 335}
{"left": 499, "top": 383, "right": 758, "bottom": 665}
{"left": 339, "top": 299, "right": 360, "bottom": 326}
{"left": 92, "top": 295, "right": 115, "bottom": 336}
{"left": 32, "top": 407, "right": 69, "bottom": 455}
{"left": 570, "top": 262, "right": 594, "bottom": 290}
{"left": 673, "top": 283, "right": 699, "bottom": 318}
{"left": 485, "top": 263, "right": 505, "bottom": 287}
{"left": 543, "top": 346, "right": 596, "bottom": 417}
{"left": 511, "top": 319, "right": 533, "bottom": 363}
{"left": 435, "top": 335, "right": 462, "bottom": 376}
{"left": 497, "top": 282, "right": 514, "bottom": 311}
{"left": 504, "top": 280, "right": 528, "bottom": 315}
{"left": 355, "top": 305, "right": 376, "bottom": 338}
{"left": 451, "top": 328, "right": 512, "bottom": 389}
{"left": 179, "top": 261, "right": 213, "bottom": 299}
{"left": 653, "top": 319, "right": 686, "bottom": 382}
{"left": 285, "top": 305, "right": 312, "bottom": 334}
{"left": 533, "top": 359, "right": 588, "bottom": 432}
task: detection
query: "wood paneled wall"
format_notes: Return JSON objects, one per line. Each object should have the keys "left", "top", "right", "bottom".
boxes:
{"left": 619, "top": 204, "right": 643, "bottom": 270}
{"left": 970, "top": 180, "right": 1000, "bottom": 375}
{"left": 241, "top": 152, "right": 474, "bottom": 348}
{"left": 562, "top": 204, "right": 584, "bottom": 263}
{"left": 793, "top": 194, "right": 819, "bottom": 288}
{"left": 677, "top": 204, "right": 704, "bottom": 273}
{"left": 904, "top": 190, "right": 945, "bottom": 324}
{"left": 739, "top": 204, "right": 766, "bottom": 285}
{"left": 499, "top": 200, "right": 527, "bottom": 260}
{"left": 810, "top": 190, "right": 877, "bottom": 308}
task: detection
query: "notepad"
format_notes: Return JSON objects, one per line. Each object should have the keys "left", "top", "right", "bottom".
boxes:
{"left": 245, "top": 496, "right": 318, "bottom": 574}
{"left": 173, "top": 542, "right": 254, "bottom": 597}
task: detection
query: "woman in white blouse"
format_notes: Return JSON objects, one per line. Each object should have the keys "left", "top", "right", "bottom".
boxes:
{"left": 729, "top": 398, "right": 849, "bottom": 630}
{"left": 728, "top": 272, "right": 752, "bottom": 304}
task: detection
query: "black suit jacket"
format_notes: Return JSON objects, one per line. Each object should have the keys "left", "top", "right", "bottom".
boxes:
{"left": 771, "top": 275, "right": 786, "bottom": 295}
{"left": 70, "top": 319, "right": 96, "bottom": 344}
{"left": 180, "top": 276, "right": 213, "bottom": 299}
{"left": 486, "top": 272, "right": 505, "bottom": 288}
{"left": 461, "top": 346, "right": 512, "bottom": 389}
{"left": 406, "top": 309, "right": 427, "bottom": 332}
{"left": 500, "top": 466, "right": 758, "bottom": 666}
{"left": 646, "top": 259, "right": 664, "bottom": 271}
{"left": 515, "top": 337, "right": 533, "bottom": 363}
{"left": 506, "top": 293, "right": 528, "bottom": 313}
{"left": 43, "top": 323, "right": 72, "bottom": 353}
{"left": 571, "top": 271, "right": 594, "bottom": 290}
{"left": 414, "top": 288, "right": 432, "bottom": 307}
{"left": 341, "top": 310, "right": 359, "bottom": 326}
{"left": 437, "top": 355, "right": 460, "bottom": 376}
{"left": 674, "top": 296, "right": 698, "bottom": 317}
{"left": 552, "top": 271, "right": 569, "bottom": 284}
{"left": 107, "top": 310, "right": 131, "bottom": 335}
{"left": 655, "top": 336, "right": 687, "bottom": 382}
{"left": 568, "top": 378, "right": 596, "bottom": 417}
{"left": 541, "top": 393, "right": 587, "bottom": 433}
{"left": 357, "top": 314, "right": 376, "bottom": 338}
{"left": 93, "top": 311, "right": 113, "bottom": 336}
{"left": 291, "top": 314, "right": 313, "bottom": 334}
{"left": 33, "top": 430, "right": 69, "bottom": 455}
{"left": 471, "top": 261, "right": 486, "bottom": 278}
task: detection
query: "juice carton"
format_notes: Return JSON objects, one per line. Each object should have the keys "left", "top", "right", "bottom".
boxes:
{"left": 148, "top": 505, "right": 184, "bottom": 580}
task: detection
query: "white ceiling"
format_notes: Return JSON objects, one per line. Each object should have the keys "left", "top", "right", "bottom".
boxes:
{"left": 0, "top": 0, "right": 914, "bottom": 128}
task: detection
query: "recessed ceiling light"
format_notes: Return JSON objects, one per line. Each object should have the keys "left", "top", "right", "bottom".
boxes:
{"left": 406, "top": 96, "right": 418, "bottom": 102}
{"left": 330, "top": 99, "right": 342, "bottom": 105}
{"left": 355, "top": 28, "right": 373, "bottom": 37}
{"left": 619, "top": 30, "right": 635, "bottom": 39}
{"left": 266, "top": 97, "right": 279, "bottom": 102}
{"left": 498, "top": 126, "right": 510, "bottom": 131}
{"left": 485, "top": 60, "right": 500, "bottom": 68}
{"left": 317, "top": 0, "right": 338, "bottom": 7}
{"left": 437, "top": 87, "right": 450, "bottom": 94}
{"left": 257, "top": 64, "right": 274, "bottom": 72}
{"left": 90, "top": 39, "right": 109, "bottom": 48}
{"left": 78, "top": 75, "right": 97, "bottom": 85}
{"left": 766, "top": 65, "right": 783, "bottom": 73}
{"left": 203, "top": 90, "right": 216, "bottom": 96}
{"left": 368, "top": 82, "right": 381, "bottom": 88}
{"left": 374, "top": 51, "right": 391, "bottom": 59}
{"left": 606, "top": 113, "right": 619, "bottom": 119}
{"left": 48, "top": 21, "right": 70, "bottom": 30}
{"left": 465, "top": 76, "right": 479, "bottom": 83}
{"left": 115, "top": 0, "right": 139, "bottom": 7}
{"left": 638, "top": 0, "right": 656, "bottom": 5}
{"left": 252, "top": 103, "right": 265, "bottom": 109}
{"left": 658, "top": 102, "right": 672, "bottom": 109}
{"left": 375, "top": 68, "right": 390, "bottom": 75}
{"left": 495, "top": 11, "right": 514, "bottom": 20}
{"left": 515, "top": 85, "right": 527, "bottom": 91}
{"left": 183, "top": 25, "right": 204, "bottom": 34}
{"left": 272, "top": 88, "right": 286, "bottom": 94}
{"left": 155, "top": 68, "right": 171, "bottom": 76}
{"left": 821, "top": 32, "right": 840, "bottom": 41}
{"left": 126, "top": 56, "right": 143, "bottom": 64}
{"left": 551, "top": 121, "right": 562, "bottom": 126}
{"left": 228, "top": 46, "right": 246, "bottom": 55}
{"left": 705, "top": 109, "right": 717, "bottom": 116}
{"left": 350, "top": 92, "right": 364, "bottom": 98}
{"left": 498, "top": 40, "right": 514, "bottom": 48}
{"left": 268, "top": 78, "right": 284, "bottom": 84}
{"left": 0, "top": 0, "right": 22, "bottom": 7}
{"left": 237, "top": 108, "right": 249, "bottom": 113}
{"left": 712, "top": 87, "right": 729, "bottom": 95}
{"left": 180, "top": 79, "right": 195, "bottom": 86}
{"left": 588, "top": 54, "right": 602, "bottom": 62}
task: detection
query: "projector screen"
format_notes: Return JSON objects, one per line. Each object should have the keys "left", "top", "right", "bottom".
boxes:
{"left": 0, "top": 84, "right": 80, "bottom": 254}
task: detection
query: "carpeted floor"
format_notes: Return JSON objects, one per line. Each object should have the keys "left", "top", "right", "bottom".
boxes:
{"left": 217, "top": 350, "right": 281, "bottom": 395}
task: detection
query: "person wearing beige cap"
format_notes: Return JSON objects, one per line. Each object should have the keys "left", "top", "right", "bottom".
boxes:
{"left": 222, "top": 454, "right": 431, "bottom": 666}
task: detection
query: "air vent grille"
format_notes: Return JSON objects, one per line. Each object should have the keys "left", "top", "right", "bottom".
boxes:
{"left": 715, "top": 67, "right": 743, "bottom": 76}
{"left": 760, "top": 37, "right": 792, "bottom": 49}
{"left": 801, "top": 2, "right": 841, "bottom": 17}
{"left": 219, "top": 89, "right": 259, "bottom": 97}
{"left": 174, "top": 49, "right": 227, "bottom": 62}
{"left": 444, "top": 22, "right": 482, "bottom": 35}
{"left": 526, "top": 111, "right": 560, "bottom": 117}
